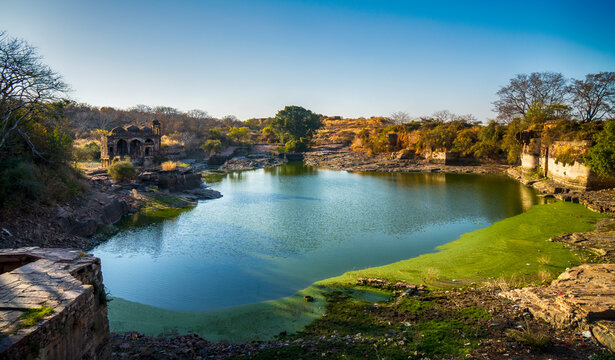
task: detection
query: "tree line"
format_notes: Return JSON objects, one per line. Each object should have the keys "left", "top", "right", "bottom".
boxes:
{"left": 494, "top": 71, "right": 614, "bottom": 122}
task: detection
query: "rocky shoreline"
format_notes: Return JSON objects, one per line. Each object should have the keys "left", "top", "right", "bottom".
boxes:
{"left": 304, "top": 144, "right": 510, "bottom": 174}
{"left": 218, "top": 154, "right": 286, "bottom": 171}
{"left": 0, "top": 167, "right": 221, "bottom": 251}
{"left": 507, "top": 167, "right": 615, "bottom": 216}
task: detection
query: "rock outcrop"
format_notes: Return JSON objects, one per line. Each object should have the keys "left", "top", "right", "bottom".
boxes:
{"left": 501, "top": 264, "right": 615, "bottom": 351}
{"left": 56, "top": 194, "right": 130, "bottom": 238}
{"left": 0, "top": 248, "right": 110, "bottom": 359}
{"left": 219, "top": 155, "right": 285, "bottom": 170}
{"left": 551, "top": 218, "right": 615, "bottom": 262}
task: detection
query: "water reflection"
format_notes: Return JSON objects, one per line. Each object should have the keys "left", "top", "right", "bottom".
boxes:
{"left": 92, "top": 164, "right": 541, "bottom": 311}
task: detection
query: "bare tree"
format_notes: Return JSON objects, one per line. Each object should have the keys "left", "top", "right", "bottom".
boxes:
{"left": 389, "top": 111, "right": 410, "bottom": 124}
{"left": 0, "top": 31, "right": 68, "bottom": 152}
{"left": 493, "top": 72, "right": 568, "bottom": 122}
{"left": 432, "top": 110, "right": 476, "bottom": 123}
{"left": 131, "top": 104, "right": 153, "bottom": 113}
{"left": 568, "top": 72, "right": 615, "bottom": 122}
{"left": 187, "top": 109, "right": 210, "bottom": 119}
{"left": 153, "top": 106, "right": 179, "bottom": 116}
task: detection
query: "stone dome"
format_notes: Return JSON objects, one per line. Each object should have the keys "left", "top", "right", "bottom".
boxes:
{"left": 126, "top": 125, "right": 140, "bottom": 132}
{"left": 110, "top": 126, "right": 126, "bottom": 135}
{"left": 140, "top": 126, "right": 153, "bottom": 134}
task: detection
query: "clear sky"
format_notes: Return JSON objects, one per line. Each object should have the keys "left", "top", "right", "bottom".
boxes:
{"left": 2, "top": 0, "right": 614, "bottom": 121}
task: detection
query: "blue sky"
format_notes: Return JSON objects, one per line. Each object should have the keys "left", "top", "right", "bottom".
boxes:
{"left": 1, "top": 0, "right": 614, "bottom": 121}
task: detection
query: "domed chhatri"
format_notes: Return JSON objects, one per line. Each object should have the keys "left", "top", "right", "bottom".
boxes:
{"left": 100, "top": 119, "right": 162, "bottom": 168}
{"left": 110, "top": 126, "right": 127, "bottom": 135}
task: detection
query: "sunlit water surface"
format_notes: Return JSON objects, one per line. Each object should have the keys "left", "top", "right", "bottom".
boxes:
{"left": 92, "top": 163, "right": 540, "bottom": 311}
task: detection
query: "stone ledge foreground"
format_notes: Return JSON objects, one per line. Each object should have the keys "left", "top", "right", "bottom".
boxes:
{"left": 0, "top": 247, "right": 109, "bottom": 359}
{"left": 501, "top": 264, "right": 615, "bottom": 352}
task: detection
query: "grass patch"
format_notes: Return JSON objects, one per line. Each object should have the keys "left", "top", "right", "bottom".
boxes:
{"left": 75, "top": 161, "right": 101, "bottom": 169}
{"left": 142, "top": 190, "right": 196, "bottom": 216}
{"left": 201, "top": 170, "right": 227, "bottom": 183}
{"left": 506, "top": 326, "right": 551, "bottom": 349}
{"left": 239, "top": 292, "right": 492, "bottom": 359}
{"left": 17, "top": 307, "right": 54, "bottom": 329}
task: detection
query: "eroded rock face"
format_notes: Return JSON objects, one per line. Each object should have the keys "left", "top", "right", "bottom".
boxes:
{"left": 501, "top": 264, "right": 615, "bottom": 351}
{"left": 0, "top": 248, "right": 110, "bottom": 360}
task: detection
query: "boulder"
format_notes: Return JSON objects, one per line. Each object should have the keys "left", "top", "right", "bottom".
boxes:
{"left": 66, "top": 219, "right": 98, "bottom": 237}
{"left": 593, "top": 320, "right": 615, "bottom": 353}
{"left": 501, "top": 264, "right": 615, "bottom": 350}
{"left": 99, "top": 199, "right": 129, "bottom": 225}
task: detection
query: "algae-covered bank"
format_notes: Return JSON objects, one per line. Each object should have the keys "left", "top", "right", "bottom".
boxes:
{"left": 92, "top": 164, "right": 607, "bottom": 343}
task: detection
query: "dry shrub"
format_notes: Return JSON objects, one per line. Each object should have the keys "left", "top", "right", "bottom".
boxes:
{"left": 538, "top": 270, "right": 553, "bottom": 284}
{"left": 161, "top": 161, "right": 178, "bottom": 171}
{"left": 537, "top": 255, "right": 551, "bottom": 265}
{"left": 423, "top": 267, "right": 440, "bottom": 283}
{"left": 482, "top": 278, "right": 510, "bottom": 292}
{"left": 161, "top": 135, "right": 181, "bottom": 147}
{"left": 506, "top": 326, "right": 551, "bottom": 349}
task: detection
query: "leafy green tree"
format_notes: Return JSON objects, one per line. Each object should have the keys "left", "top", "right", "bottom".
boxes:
{"left": 271, "top": 106, "right": 322, "bottom": 143}
{"left": 261, "top": 126, "right": 277, "bottom": 142}
{"left": 73, "top": 141, "right": 100, "bottom": 162}
{"left": 227, "top": 126, "right": 250, "bottom": 144}
{"left": 585, "top": 120, "right": 615, "bottom": 177}
{"left": 452, "top": 128, "right": 478, "bottom": 156}
{"left": 200, "top": 139, "right": 223, "bottom": 154}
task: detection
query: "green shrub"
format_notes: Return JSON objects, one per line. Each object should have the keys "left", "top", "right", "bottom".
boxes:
{"left": 73, "top": 141, "right": 100, "bottom": 162}
{"left": 585, "top": 120, "right": 615, "bottom": 177}
{"left": 227, "top": 126, "right": 251, "bottom": 144}
{"left": 0, "top": 159, "right": 43, "bottom": 206}
{"left": 107, "top": 160, "right": 136, "bottom": 181}
{"left": 284, "top": 138, "right": 309, "bottom": 152}
{"left": 0, "top": 159, "right": 86, "bottom": 208}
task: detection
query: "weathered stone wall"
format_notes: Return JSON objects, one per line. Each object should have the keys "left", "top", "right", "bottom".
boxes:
{"left": 546, "top": 157, "right": 592, "bottom": 190}
{"left": 0, "top": 248, "right": 110, "bottom": 360}
{"left": 521, "top": 139, "right": 541, "bottom": 172}
{"left": 521, "top": 139, "right": 615, "bottom": 190}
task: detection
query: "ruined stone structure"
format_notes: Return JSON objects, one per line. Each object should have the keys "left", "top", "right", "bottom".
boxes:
{"left": 100, "top": 119, "right": 162, "bottom": 168}
{"left": 424, "top": 150, "right": 460, "bottom": 165}
{"left": 520, "top": 138, "right": 615, "bottom": 190}
{"left": 0, "top": 248, "right": 110, "bottom": 359}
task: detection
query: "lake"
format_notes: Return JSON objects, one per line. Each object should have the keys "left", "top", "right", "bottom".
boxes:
{"left": 92, "top": 163, "right": 541, "bottom": 313}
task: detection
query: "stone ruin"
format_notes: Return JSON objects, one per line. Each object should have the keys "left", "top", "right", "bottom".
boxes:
{"left": 100, "top": 119, "right": 162, "bottom": 168}
{"left": 0, "top": 248, "right": 109, "bottom": 359}
{"left": 520, "top": 136, "right": 615, "bottom": 190}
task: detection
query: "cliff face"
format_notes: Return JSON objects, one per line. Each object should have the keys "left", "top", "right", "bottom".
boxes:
{"left": 0, "top": 248, "right": 110, "bottom": 360}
